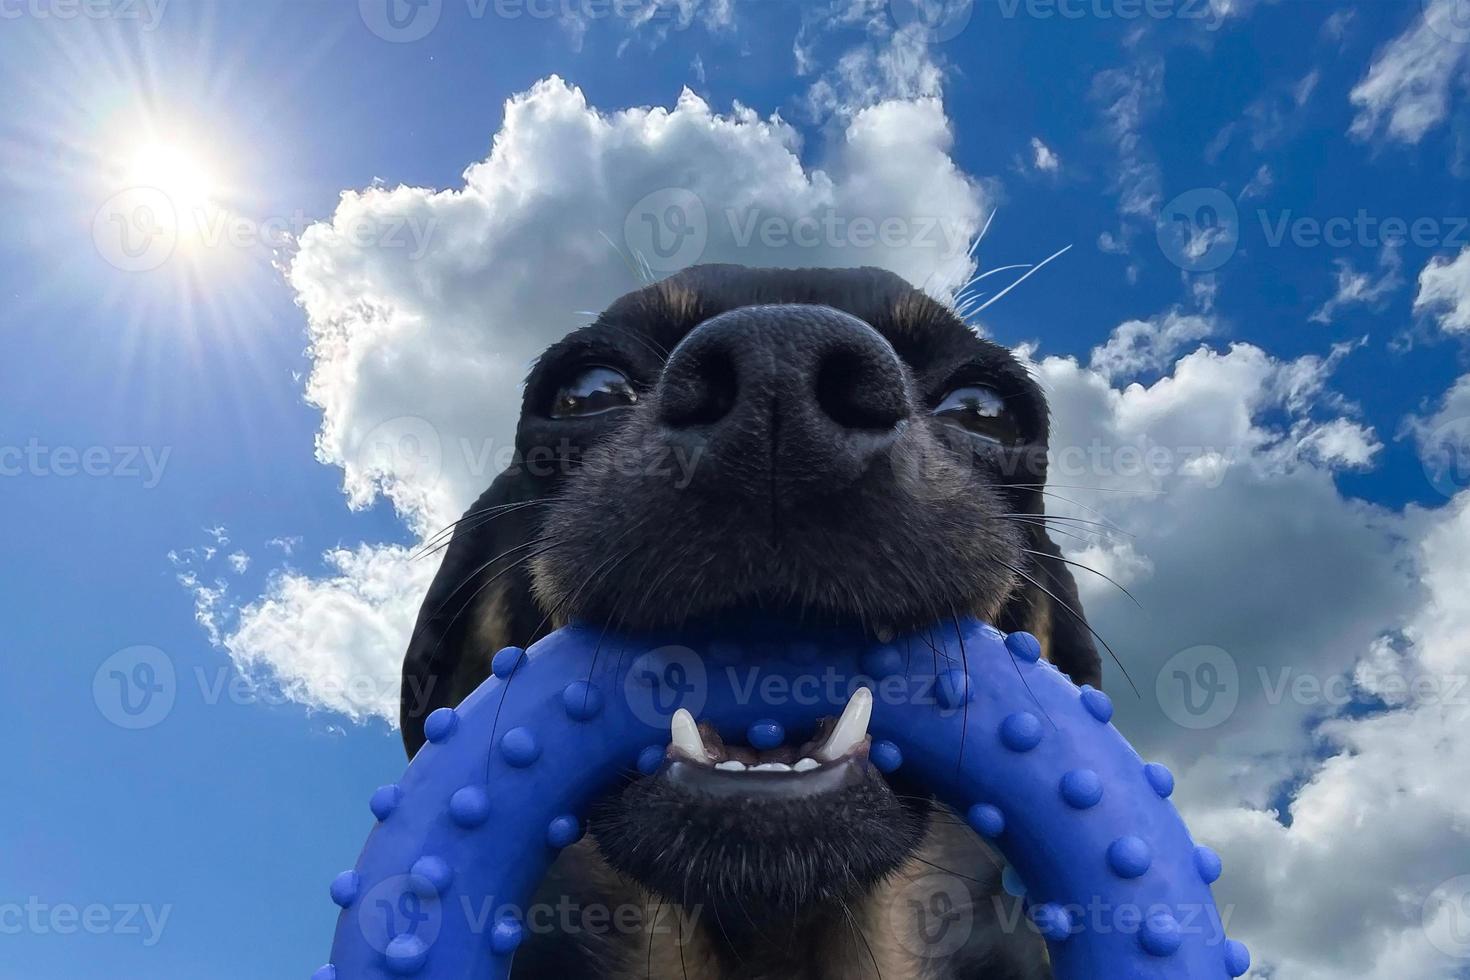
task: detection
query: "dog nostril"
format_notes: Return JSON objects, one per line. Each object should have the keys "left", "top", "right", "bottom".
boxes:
{"left": 661, "top": 348, "right": 738, "bottom": 428}
{"left": 815, "top": 347, "right": 908, "bottom": 431}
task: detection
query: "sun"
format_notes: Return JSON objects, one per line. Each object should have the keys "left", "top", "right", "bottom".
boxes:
{"left": 123, "top": 140, "right": 220, "bottom": 217}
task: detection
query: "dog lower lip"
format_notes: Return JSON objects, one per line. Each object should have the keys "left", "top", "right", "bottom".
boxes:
{"left": 663, "top": 755, "right": 870, "bottom": 800}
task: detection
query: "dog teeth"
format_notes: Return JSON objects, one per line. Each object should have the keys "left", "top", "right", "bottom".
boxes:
{"left": 668, "top": 699, "right": 868, "bottom": 774}
{"left": 671, "top": 708, "right": 710, "bottom": 762}
{"left": 815, "top": 687, "right": 873, "bottom": 763}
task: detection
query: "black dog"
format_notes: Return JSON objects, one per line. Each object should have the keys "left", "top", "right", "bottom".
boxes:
{"left": 401, "top": 265, "right": 1100, "bottom": 978}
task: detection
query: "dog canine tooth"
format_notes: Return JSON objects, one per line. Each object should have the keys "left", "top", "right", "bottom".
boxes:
{"left": 815, "top": 687, "right": 873, "bottom": 762}
{"left": 793, "top": 757, "right": 820, "bottom": 772}
{"left": 671, "top": 708, "right": 710, "bottom": 762}
{"left": 714, "top": 761, "right": 747, "bottom": 772}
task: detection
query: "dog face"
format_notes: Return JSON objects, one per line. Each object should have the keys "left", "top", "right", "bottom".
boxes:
{"left": 401, "top": 265, "right": 1099, "bottom": 977}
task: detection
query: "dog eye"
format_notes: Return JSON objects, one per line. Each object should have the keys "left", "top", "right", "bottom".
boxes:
{"left": 932, "top": 384, "right": 1019, "bottom": 445}
{"left": 551, "top": 366, "right": 638, "bottom": 419}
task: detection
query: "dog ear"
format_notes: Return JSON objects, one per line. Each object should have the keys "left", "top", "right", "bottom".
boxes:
{"left": 996, "top": 526, "right": 1103, "bottom": 689}
{"left": 400, "top": 464, "right": 546, "bottom": 757}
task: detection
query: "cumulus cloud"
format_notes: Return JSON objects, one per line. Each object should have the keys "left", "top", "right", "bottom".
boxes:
{"left": 1350, "top": 0, "right": 1470, "bottom": 146}
{"left": 212, "top": 72, "right": 1470, "bottom": 980}
{"left": 225, "top": 545, "right": 433, "bottom": 723}
{"left": 1088, "top": 308, "right": 1214, "bottom": 380}
{"left": 1029, "top": 330, "right": 1470, "bottom": 977}
{"left": 1027, "top": 137, "right": 1059, "bottom": 174}
{"left": 1415, "top": 246, "right": 1470, "bottom": 333}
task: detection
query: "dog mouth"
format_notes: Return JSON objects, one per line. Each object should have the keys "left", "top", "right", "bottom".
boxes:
{"left": 589, "top": 661, "right": 930, "bottom": 927}
{"left": 659, "top": 690, "right": 875, "bottom": 807}
{"left": 668, "top": 687, "right": 871, "bottom": 772}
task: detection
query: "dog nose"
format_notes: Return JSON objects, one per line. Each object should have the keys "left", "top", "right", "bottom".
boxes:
{"left": 657, "top": 304, "right": 911, "bottom": 496}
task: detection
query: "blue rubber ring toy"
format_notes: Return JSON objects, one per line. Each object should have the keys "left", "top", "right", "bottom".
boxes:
{"left": 319, "top": 618, "right": 1247, "bottom": 978}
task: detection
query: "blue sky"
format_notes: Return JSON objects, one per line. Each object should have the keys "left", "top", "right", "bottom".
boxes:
{"left": 4, "top": 1, "right": 1470, "bottom": 977}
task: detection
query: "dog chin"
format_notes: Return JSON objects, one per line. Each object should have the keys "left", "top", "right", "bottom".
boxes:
{"left": 591, "top": 756, "right": 928, "bottom": 927}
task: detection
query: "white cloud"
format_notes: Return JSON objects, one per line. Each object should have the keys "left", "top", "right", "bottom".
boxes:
{"left": 803, "top": 17, "right": 945, "bottom": 123}
{"left": 1415, "top": 246, "right": 1470, "bottom": 333}
{"left": 1088, "top": 308, "right": 1214, "bottom": 380}
{"left": 226, "top": 546, "right": 433, "bottom": 723}
{"left": 1320, "top": 8, "right": 1355, "bottom": 45}
{"left": 1029, "top": 136, "right": 1060, "bottom": 173}
{"left": 178, "top": 571, "right": 229, "bottom": 647}
{"left": 1310, "top": 245, "right": 1404, "bottom": 324}
{"left": 1349, "top": 0, "right": 1470, "bottom": 146}
{"left": 1030, "top": 338, "right": 1470, "bottom": 978}
{"left": 1239, "top": 163, "right": 1273, "bottom": 200}
{"left": 1291, "top": 416, "right": 1382, "bottom": 468}
{"left": 214, "top": 72, "right": 1470, "bottom": 980}
{"left": 267, "top": 535, "right": 302, "bottom": 556}
{"left": 1091, "top": 58, "right": 1165, "bottom": 221}
{"left": 1208, "top": 70, "right": 1320, "bottom": 162}
{"left": 227, "top": 551, "right": 251, "bottom": 574}
{"left": 1405, "top": 371, "right": 1470, "bottom": 499}
{"left": 1184, "top": 494, "right": 1470, "bottom": 980}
